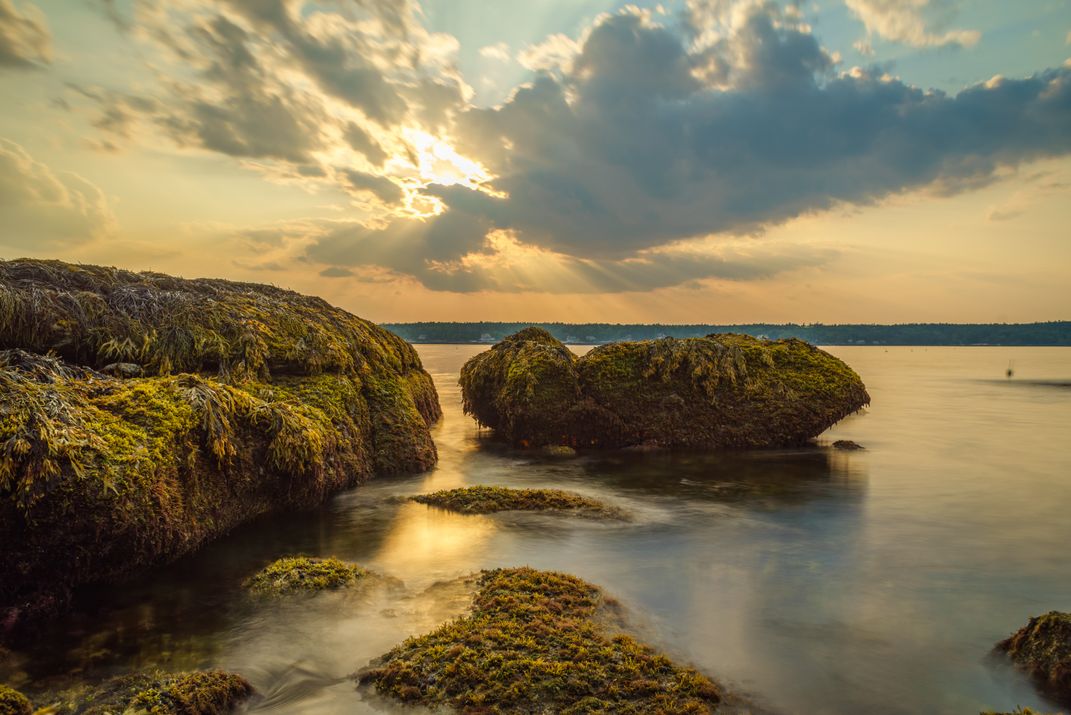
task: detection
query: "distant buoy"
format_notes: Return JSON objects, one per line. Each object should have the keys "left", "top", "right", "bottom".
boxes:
{"left": 1006, "top": 361, "right": 1014, "bottom": 379}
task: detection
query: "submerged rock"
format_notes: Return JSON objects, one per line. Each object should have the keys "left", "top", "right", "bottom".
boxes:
{"left": 244, "top": 556, "right": 368, "bottom": 596}
{"left": 460, "top": 328, "right": 870, "bottom": 450}
{"left": 996, "top": 611, "right": 1071, "bottom": 701}
{"left": 359, "top": 567, "right": 721, "bottom": 713}
{"left": 32, "top": 669, "right": 252, "bottom": 714}
{"left": 832, "top": 439, "right": 865, "bottom": 450}
{"left": 0, "top": 259, "right": 441, "bottom": 638}
{"left": 411, "top": 485, "right": 623, "bottom": 518}
{"left": 0, "top": 685, "right": 31, "bottom": 715}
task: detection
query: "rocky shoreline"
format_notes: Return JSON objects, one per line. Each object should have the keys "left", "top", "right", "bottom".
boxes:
{"left": 0, "top": 259, "right": 441, "bottom": 639}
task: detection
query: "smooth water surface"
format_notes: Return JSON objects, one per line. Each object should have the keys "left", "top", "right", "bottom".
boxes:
{"left": 4, "top": 346, "right": 1070, "bottom": 714}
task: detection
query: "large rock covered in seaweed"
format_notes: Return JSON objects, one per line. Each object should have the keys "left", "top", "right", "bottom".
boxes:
{"left": 459, "top": 328, "right": 869, "bottom": 449}
{"left": 459, "top": 327, "right": 580, "bottom": 446}
{"left": 0, "top": 259, "right": 440, "bottom": 637}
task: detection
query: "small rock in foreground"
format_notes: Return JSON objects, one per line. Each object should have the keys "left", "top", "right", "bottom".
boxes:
{"left": 995, "top": 611, "right": 1071, "bottom": 702}
{"left": 244, "top": 556, "right": 367, "bottom": 596}
{"left": 359, "top": 567, "right": 721, "bottom": 713}
{"left": 412, "top": 486, "right": 623, "bottom": 518}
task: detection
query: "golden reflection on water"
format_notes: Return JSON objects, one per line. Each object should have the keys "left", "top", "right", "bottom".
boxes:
{"left": 370, "top": 502, "right": 497, "bottom": 579}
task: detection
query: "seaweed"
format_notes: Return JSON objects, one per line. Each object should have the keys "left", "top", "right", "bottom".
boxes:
{"left": 244, "top": 556, "right": 367, "bottom": 596}
{"left": 459, "top": 328, "right": 870, "bottom": 450}
{"left": 31, "top": 669, "right": 252, "bottom": 714}
{"left": 411, "top": 486, "right": 623, "bottom": 518}
{"left": 996, "top": 611, "right": 1071, "bottom": 702}
{"left": 360, "top": 567, "right": 721, "bottom": 713}
{"left": 0, "top": 259, "right": 441, "bottom": 637}
{"left": 0, "top": 685, "right": 31, "bottom": 715}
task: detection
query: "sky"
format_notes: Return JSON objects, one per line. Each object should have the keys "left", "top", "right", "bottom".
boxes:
{"left": 0, "top": 0, "right": 1069, "bottom": 324}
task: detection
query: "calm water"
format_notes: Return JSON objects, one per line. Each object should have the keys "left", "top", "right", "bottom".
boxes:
{"left": 4, "top": 346, "right": 1070, "bottom": 714}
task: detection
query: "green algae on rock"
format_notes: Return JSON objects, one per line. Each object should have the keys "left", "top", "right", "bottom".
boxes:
{"left": 412, "top": 485, "right": 623, "bottom": 518}
{"left": 244, "top": 556, "right": 367, "bottom": 596}
{"left": 996, "top": 611, "right": 1071, "bottom": 701}
{"left": 33, "top": 669, "right": 252, "bottom": 714}
{"left": 0, "top": 684, "right": 31, "bottom": 715}
{"left": 360, "top": 567, "right": 721, "bottom": 713}
{"left": 460, "top": 328, "right": 870, "bottom": 449}
{"left": 0, "top": 259, "right": 440, "bottom": 638}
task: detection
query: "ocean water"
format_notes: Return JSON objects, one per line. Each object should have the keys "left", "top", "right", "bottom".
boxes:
{"left": 4, "top": 345, "right": 1070, "bottom": 714}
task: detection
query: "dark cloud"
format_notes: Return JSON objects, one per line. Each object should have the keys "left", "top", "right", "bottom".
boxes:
{"left": 307, "top": 2, "right": 1071, "bottom": 289}
{"left": 319, "top": 266, "right": 354, "bottom": 278}
{"left": 343, "top": 121, "right": 388, "bottom": 166}
{"left": 0, "top": 0, "right": 51, "bottom": 69}
{"left": 339, "top": 168, "right": 404, "bottom": 204}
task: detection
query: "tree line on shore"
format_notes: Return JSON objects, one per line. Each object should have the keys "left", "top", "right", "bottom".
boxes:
{"left": 384, "top": 321, "right": 1071, "bottom": 346}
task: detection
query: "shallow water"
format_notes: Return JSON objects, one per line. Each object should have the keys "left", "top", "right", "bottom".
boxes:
{"left": 4, "top": 345, "right": 1071, "bottom": 714}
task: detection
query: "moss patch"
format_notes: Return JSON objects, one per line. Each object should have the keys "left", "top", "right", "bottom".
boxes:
{"left": 0, "top": 259, "right": 440, "bottom": 638}
{"left": 29, "top": 670, "right": 251, "bottom": 715}
{"left": 460, "top": 329, "right": 870, "bottom": 450}
{"left": 244, "top": 556, "right": 367, "bottom": 596}
{"left": 360, "top": 567, "right": 721, "bottom": 713}
{"left": 412, "top": 486, "right": 622, "bottom": 519}
{"left": 0, "top": 685, "right": 31, "bottom": 715}
{"left": 996, "top": 611, "right": 1071, "bottom": 701}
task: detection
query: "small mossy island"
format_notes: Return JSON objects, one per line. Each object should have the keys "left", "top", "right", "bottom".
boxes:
{"left": 360, "top": 567, "right": 721, "bottom": 713}
{"left": 460, "top": 327, "right": 870, "bottom": 449}
{"left": 30, "top": 669, "right": 252, "bottom": 714}
{"left": 996, "top": 611, "right": 1071, "bottom": 702}
{"left": 0, "top": 259, "right": 441, "bottom": 636}
{"left": 412, "top": 485, "right": 623, "bottom": 518}
{"left": 0, "top": 684, "right": 31, "bottom": 715}
{"left": 244, "top": 556, "right": 367, "bottom": 596}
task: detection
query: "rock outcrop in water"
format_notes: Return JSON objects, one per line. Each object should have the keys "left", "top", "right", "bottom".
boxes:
{"left": 360, "top": 567, "right": 721, "bottom": 713}
{"left": 996, "top": 611, "right": 1071, "bottom": 701}
{"left": 460, "top": 327, "right": 869, "bottom": 449}
{"left": 412, "top": 485, "right": 624, "bottom": 518}
{"left": 0, "top": 259, "right": 440, "bottom": 638}
{"left": 244, "top": 556, "right": 369, "bottom": 596}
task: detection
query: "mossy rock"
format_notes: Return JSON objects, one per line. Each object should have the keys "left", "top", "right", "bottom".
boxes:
{"left": 411, "top": 486, "right": 623, "bottom": 518}
{"left": 0, "top": 259, "right": 441, "bottom": 638}
{"left": 244, "top": 556, "right": 367, "bottom": 596}
{"left": 33, "top": 669, "right": 252, "bottom": 714}
{"left": 0, "top": 685, "right": 31, "bottom": 715}
{"left": 459, "top": 327, "right": 581, "bottom": 447}
{"left": 360, "top": 567, "right": 721, "bottom": 713}
{"left": 996, "top": 611, "right": 1071, "bottom": 701}
{"left": 460, "top": 329, "right": 870, "bottom": 449}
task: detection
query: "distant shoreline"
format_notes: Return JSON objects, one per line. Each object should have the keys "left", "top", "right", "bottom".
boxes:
{"left": 384, "top": 321, "right": 1071, "bottom": 347}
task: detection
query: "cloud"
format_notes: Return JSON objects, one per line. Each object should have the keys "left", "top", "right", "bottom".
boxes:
{"left": 0, "top": 0, "right": 51, "bottom": 68}
{"left": 0, "top": 139, "right": 116, "bottom": 249}
{"left": 339, "top": 168, "right": 404, "bottom": 204}
{"left": 844, "top": 0, "right": 980, "bottom": 48}
{"left": 479, "top": 42, "right": 511, "bottom": 62}
{"left": 518, "top": 33, "right": 580, "bottom": 72}
{"left": 303, "top": 219, "right": 833, "bottom": 293}
{"left": 298, "top": 3, "right": 1071, "bottom": 292}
